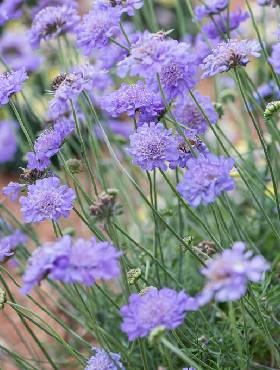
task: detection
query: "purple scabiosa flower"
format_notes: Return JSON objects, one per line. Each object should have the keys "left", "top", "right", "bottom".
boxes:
{"left": 253, "top": 80, "right": 280, "bottom": 104}
{"left": 0, "top": 121, "right": 17, "bottom": 164}
{"left": 75, "top": 7, "right": 121, "bottom": 55}
{"left": 0, "top": 0, "right": 23, "bottom": 25}
{"left": 269, "top": 43, "right": 280, "bottom": 74}
{"left": 195, "top": 0, "right": 228, "bottom": 20}
{"left": 0, "top": 229, "right": 27, "bottom": 262}
{"left": 120, "top": 287, "right": 198, "bottom": 341}
{"left": 177, "top": 153, "right": 235, "bottom": 207}
{"left": 0, "top": 68, "right": 28, "bottom": 106}
{"left": 202, "top": 8, "right": 248, "bottom": 40}
{"left": 32, "top": 0, "right": 78, "bottom": 16}
{"left": 198, "top": 242, "right": 269, "bottom": 304}
{"left": 117, "top": 31, "right": 180, "bottom": 78}
{"left": 0, "top": 32, "right": 42, "bottom": 73}
{"left": 169, "top": 134, "right": 209, "bottom": 170}
{"left": 101, "top": 81, "right": 164, "bottom": 122}
{"left": 2, "top": 182, "right": 23, "bottom": 201}
{"left": 127, "top": 122, "right": 179, "bottom": 171}
{"left": 85, "top": 347, "right": 125, "bottom": 370}
{"left": 29, "top": 6, "right": 80, "bottom": 49}
{"left": 19, "top": 177, "right": 76, "bottom": 224}
{"left": 21, "top": 235, "right": 121, "bottom": 293}
{"left": 173, "top": 92, "right": 218, "bottom": 136}
{"left": 201, "top": 39, "right": 261, "bottom": 78}
{"left": 96, "top": 0, "right": 143, "bottom": 16}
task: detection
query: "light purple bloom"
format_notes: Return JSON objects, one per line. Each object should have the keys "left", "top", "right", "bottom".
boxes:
{"left": 0, "top": 0, "right": 23, "bottom": 25}
{"left": 253, "top": 80, "right": 280, "bottom": 104}
{"left": 2, "top": 182, "right": 23, "bottom": 201}
{"left": 174, "top": 92, "right": 218, "bottom": 136}
{"left": 202, "top": 8, "right": 248, "bottom": 40}
{"left": 21, "top": 235, "right": 121, "bottom": 293}
{"left": 29, "top": 5, "right": 80, "bottom": 48}
{"left": 101, "top": 81, "right": 164, "bottom": 122}
{"left": 195, "top": 0, "right": 228, "bottom": 20}
{"left": 75, "top": 7, "right": 121, "bottom": 55}
{"left": 96, "top": 0, "right": 143, "bottom": 16}
{"left": 32, "top": 0, "right": 78, "bottom": 16}
{"left": 198, "top": 242, "right": 269, "bottom": 304}
{"left": 0, "top": 229, "right": 27, "bottom": 262}
{"left": 0, "top": 121, "right": 17, "bottom": 163}
{"left": 269, "top": 43, "right": 280, "bottom": 74}
{"left": 85, "top": 347, "right": 125, "bottom": 370}
{"left": 0, "top": 32, "right": 42, "bottom": 73}
{"left": 0, "top": 68, "right": 28, "bottom": 106}
{"left": 201, "top": 39, "right": 261, "bottom": 78}
{"left": 127, "top": 122, "right": 179, "bottom": 171}
{"left": 19, "top": 177, "right": 76, "bottom": 223}
{"left": 177, "top": 153, "right": 235, "bottom": 207}
{"left": 120, "top": 287, "right": 198, "bottom": 341}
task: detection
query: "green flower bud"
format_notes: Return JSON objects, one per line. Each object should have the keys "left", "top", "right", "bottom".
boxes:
{"left": 127, "top": 268, "right": 142, "bottom": 285}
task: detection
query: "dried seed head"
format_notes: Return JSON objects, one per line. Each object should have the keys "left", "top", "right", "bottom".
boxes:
{"left": 197, "top": 240, "right": 217, "bottom": 257}
{"left": 65, "top": 158, "right": 83, "bottom": 174}
{"left": 90, "top": 189, "right": 122, "bottom": 222}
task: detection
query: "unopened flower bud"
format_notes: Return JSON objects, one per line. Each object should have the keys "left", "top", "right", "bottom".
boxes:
{"left": 180, "top": 235, "right": 194, "bottom": 252}
{"left": 148, "top": 325, "right": 165, "bottom": 345}
{"left": 65, "top": 158, "right": 83, "bottom": 174}
{"left": 0, "top": 288, "right": 6, "bottom": 310}
{"left": 127, "top": 268, "right": 141, "bottom": 285}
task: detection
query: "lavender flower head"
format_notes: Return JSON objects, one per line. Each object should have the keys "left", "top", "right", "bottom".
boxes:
{"left": 269, "top": 43, "right": 280, "bottom": 74}
{"left": 21, "top": 235, "right": 121, "bottom": 293}
{"left": 0, "top": 68, "right": 28, "bottom": 106}
{"left": 120, "top": 287, "right": 198, "bottom": 341}
{"left": 127, "top": 122, "right": 179, "bottom": 171}
{"left": 0, "top": 121, "right": 17, "bottom": 164}
{"left": 85, "top": 347, "right": 125, "bottom": 370}
{"left": 101, "top": 81, "right": 164, "bottom": 122}
{"left": 0, "top": 32, "right": 41, "bottom": 73}
{"left": 29, "top": 5, "right": 80, "bottom": 49}
{"left": 3, "top": 182, "right": 23, "bottom": 201}
{"left": 75, "top": 7, "right": 121, "bottom": 55}
{"left": 195, "top": 0, "right": 228, "bottom": 20}
{"left": 32, "top": 0, "right": 78, "bottom": 16}
{"left": 198, "top": 242, "right": 270, "bottom": 304}
{"left": 201, "top": 39, "right": 261, "bottom": 78}
{"left": 0, "top": 229, "right": 26, "bottom": 262}
{"left": 177, "top": 153, "right": 235, "bottom": 207}
{"left": 174, "top": 92, "right": 218, "bottom": 136}
{"left": 0, "top": 0, "right": 23, "bottom": 25}
{"left": 96, "top": 0, "right": 144, "bottom": 16}
{"left": 19, "top": 177, "right": 76, "bottom": 224}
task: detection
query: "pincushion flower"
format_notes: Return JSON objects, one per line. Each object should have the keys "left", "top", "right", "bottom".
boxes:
{"left": 0, "top": 32, "right": 42, "bottom": 73}
{"left": 85, "top": 347, "right": 125, "bottom": 370}
{"left": 269, "top": 43, "right": 280, "bottom": 74}
{"left": 127, "top": 122, "right": 179, "bottom": 171}
{"left": 75, "top": 7, "right": 121, "bottom": 55}
{"left": 0, "top": 68, "right": 28, "bottom": 106}
{"left": 174, "top": 92, "right": 218, "bottom": 136}
{"left": 0, "top": 229, "right": 27, "bottom": 262}
{"left": 120, "top": 287, "right": 198, "bottom": 341}
{"left": 29, "top": 5, "right": 80, "bottom": 48}
{"left": 2, "top": 182, "right": 23, "bottom": 201}
{"left": 201, "top": 39, "right": 261, "bottom": 78}
{"left": 32, "top": 0, "right": 78, "bottom": 15}
{"left": 101, "top": 81, "right": 164, "bottom": 121}
{"left": 96, "top": 0, "right": 144, "bottom": 16}
{"left": 195, "top": 0, "right": 228, "bottom": 20}
{"left": 0, "top": 121, "right": 17, "bottom": 164}
{"left": 19, "top": 177, "right": 76, "bottom": 224}
{"left": 21, "top": 236, "right": 121, "bottom": 293}
{"left": 177, "top": 153, "right": 235, "bottom": 207}
{"left": 0, "top": 0, "right": 23, "bottom": 25}
{"left": 198, "top": 242, "right": 269, "bottom": 304}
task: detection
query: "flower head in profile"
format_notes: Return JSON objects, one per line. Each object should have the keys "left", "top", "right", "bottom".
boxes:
{"left": 0, "top": 68, "right": 28, "bottom": 106}
{"left": 177, "top": 153, "right": 235, "bottom": 207}
{"left": 0, "top": 121, "right": 17, "bottom": 164}
{"left": 120, "top": 287, "right": 198, "bottom": 341}
{"left": 0, "top": 229, "right": 27, "bottom": 262}
{"left": 32, "top": 0, "right": 78, "bottom": 16}
{"left": 127, "top": 122, "right": 179, "bottom": 171}
{"left": 96, "top": 0, "right": 143, "bottom": 16}
{"left": 75, "top": 7, "right": 121, "bottom": 55}
{"left": 195, "top": 0, "right": 228, "bottom": 20}
{"left": 2, "top": 182, "right": 24, "bottom": 201}
{"left": 19, "top": 177, "right": 76, "bottom": 223}
{"left": 174, "top": 92, "right": 218, "bottom": 136}
{"left": 85, "top": 347, "right": 125, "bottom": 370}
{"left": 101, "top": 81, "right": 164, "bottom": 121}
{"left": 29, "top": 5, "right": 80, "bottom": 48}
{"left": 0, "top": 32, "right": 42, "bottom": 73}
{"left": 0, "top": 0, "right": 23, "bottom": 26}
{"left": 269, "top": 43, "right": 280, "bottom": 74}
{"left": 201, "top": 39, "right": 261, "bottom": 78}
{"left": 198, "top": 242, "right": 269, "bottom": 304}
{"left": 21, "top": 235, "right": 121, "bottom": 293}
